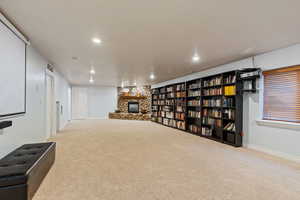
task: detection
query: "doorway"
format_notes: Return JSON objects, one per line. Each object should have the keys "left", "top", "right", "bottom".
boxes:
{"left": 46, "top": 73, "right": 55, "bottom": 139}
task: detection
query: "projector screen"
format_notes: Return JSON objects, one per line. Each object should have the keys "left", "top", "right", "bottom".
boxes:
{"left": 0, "top": 19, "right": 26, "bottom": 118}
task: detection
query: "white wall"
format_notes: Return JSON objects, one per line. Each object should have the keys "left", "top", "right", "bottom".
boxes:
{"left": 72, "top": 86, "right": 117, "bottom": 119}
{"left": 0, "top": 46, "right": 47, "bottom": 158}
{"left": 152, "top": 44, "right": 300, "bottom": 162}
{"left": 246, "top": 44, "right": 300, "bottom": 162}
{"left": 87, "top": 86, "right": 118, "bottom": 119}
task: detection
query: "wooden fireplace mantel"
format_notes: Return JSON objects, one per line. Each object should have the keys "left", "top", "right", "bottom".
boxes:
{"left": 119, "top": 96, "right": 146, "bottom": 100}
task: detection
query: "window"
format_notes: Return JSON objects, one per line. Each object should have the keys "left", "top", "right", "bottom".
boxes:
{"left": 263, "top": 65, "right": 300, "bottom": 123}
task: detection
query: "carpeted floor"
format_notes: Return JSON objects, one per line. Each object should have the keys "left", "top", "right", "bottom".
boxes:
{"left": 34, "top": 119, "right": 300, "bottom": 200}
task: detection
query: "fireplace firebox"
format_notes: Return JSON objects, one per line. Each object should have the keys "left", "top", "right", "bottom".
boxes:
{"left": 128, "top": 102, "right": 139, "bottom": 113}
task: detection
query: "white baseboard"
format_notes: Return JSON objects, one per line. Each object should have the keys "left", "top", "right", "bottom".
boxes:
{"left": 245, "top": 144, "right": 300, "bottom": 163}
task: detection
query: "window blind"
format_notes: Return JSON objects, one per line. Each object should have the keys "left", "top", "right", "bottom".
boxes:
{"left": 263, "top": 65, "right": 300, "bottom": 123}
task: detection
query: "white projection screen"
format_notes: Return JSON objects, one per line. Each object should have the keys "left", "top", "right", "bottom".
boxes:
{"left": 0, "top": 19, "right": 26, "bottom": 118}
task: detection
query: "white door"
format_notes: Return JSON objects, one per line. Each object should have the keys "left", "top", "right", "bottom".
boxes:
{"left": 46, "top": 74, "right": 55, "bottom": 138}
{"left": 71, "top": 87, "right": 88, "bottom": 119}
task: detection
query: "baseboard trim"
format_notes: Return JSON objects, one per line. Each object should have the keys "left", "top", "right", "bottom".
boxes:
{"left": 245, "top": 144, "right": 300, "bottom": 163}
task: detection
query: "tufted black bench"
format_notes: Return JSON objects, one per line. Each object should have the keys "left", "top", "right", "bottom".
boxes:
{"left": 0, "top": 142, "right": 56, "bottom": 200}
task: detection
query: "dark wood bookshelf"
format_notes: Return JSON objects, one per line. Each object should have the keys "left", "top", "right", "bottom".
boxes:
{"left": 151, "top": 70, "right": 245, "bottom": 147}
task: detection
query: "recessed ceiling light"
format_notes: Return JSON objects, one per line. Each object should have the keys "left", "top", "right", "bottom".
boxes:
{"left": 90, "top": 69, "right": 96, "bottom": 74}
{"left": 92, "top": 38, "right": 102, "bottom": 44}
{"left": 192, "top": 54, "right": 200, "bottom": 63}
{"left": 89, "top": 77, "right": 94, "bottom": 83}
{"left": 150, "top": 74, "right": 155, "bottom": 80}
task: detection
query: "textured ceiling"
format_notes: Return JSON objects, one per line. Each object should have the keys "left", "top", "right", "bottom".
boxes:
{"left": 1, "top": 0, "right": 300, "bottom": 86}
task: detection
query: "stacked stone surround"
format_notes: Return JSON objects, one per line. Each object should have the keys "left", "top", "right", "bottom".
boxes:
{"left": 109, "top": 86, "right": 151, "bottom": 121}
{"left": 117, "top": 86, "right": 151, "bottom": 113}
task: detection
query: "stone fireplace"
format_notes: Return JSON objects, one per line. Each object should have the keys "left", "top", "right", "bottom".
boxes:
{"left": 108, "top": 86, "right": 151, "bottom": 121}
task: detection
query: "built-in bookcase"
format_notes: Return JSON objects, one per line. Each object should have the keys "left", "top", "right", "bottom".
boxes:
{"left": 151, "top": 70, "right": 244, "bottom": 147}
{"left": 186, "top": 79, "right": 202, "bottom": 135}
{"left": 174, "top": 83, "right": 186, "bottom": 130}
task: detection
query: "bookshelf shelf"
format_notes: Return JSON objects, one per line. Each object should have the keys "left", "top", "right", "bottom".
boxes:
{"left": 223, "top": 83, "right": 236, "bottom": 86}
{"left": 151, "top": 69, "right": 244, "bottom": 147}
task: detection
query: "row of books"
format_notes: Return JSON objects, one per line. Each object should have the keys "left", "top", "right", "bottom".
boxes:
{"left": 189, "top": 125, "right": 200, "bottom": 134}
{"left": 163, "top": 118, "right": 176, "bottom": 127}
{"left": 175, "top": 99, "right": 185, "bottom": 106}
{"left": 203, "top": 76, "right": 222, "bottom": 87}
{"left": 156, "top": 111, "right": 166, "bottom": 118}
{"left": 152, "top": 100, "right": 158, "bottom": 105}
{"left": 154, "top": 109, "right": 233, "bottom": 120}
{"left": 176, "top": 91, "right": 186, "bottom": 98}
{"left": 176, "top": 105, "right": 185, "bottom": 112}
{"left": 161, "top": 118, "right": 186, "bottom": 130}
{"left": 189, "top": 82, "right": 201, "bottom": 89}
{"left": 152, "top": 112, "right": 158, "bottom": 117}
{"left": 188, "top": 111, "right": 201, "bottom": 118}
{"left": 223, "top": 109, "right": 235, "bottom": 120}
{"left": 156, "top": 99, "right": 234, "bottom": 108}
{"left": 167, "top": 93, "right": 175, "bottom": 98}
{"left": 176, "top": 84, "right": 185, "bottom": 91}
{"left": 188, "top": 90, "right": 201, "bottom": 97}
{"left": 177, "top": 121, "right": 186, "bottom": 130}
{"left": 203, "top": 109, "right": 222, "bottom": 118}
{"left": 166, "top": 86, "right": 173, "bottom": 93}
{"left": 158, "top": 94, "right": 166, "bottom": 99}
{"left": 166, "top": 99, "right": 174, "bottom": 105}
{"left": 155, "top": 87, "right": 235, "bottom": 99}
{"left": 166, "top": 112, "right": 174, "bottom": 119}
{"left": 152, "top": 100, "right": 166, "bottom": 105}
{"left": 175, "top": 113, "right": 185, "bottom": 120}
{"left": 203, "top": 88, "right": 223, "bottom": 96}
{"left": 188, "top": 100, "right": 201, "bottom": 106}
{"left": 224, "top": 86, "right": 236, "bottom": 96}
{"left": 223, "top": 97, "right": 235, "bottom": 107}
{"left": 162, "top": 106, "right": 173, "bottom": 112}
{"left": 202, "top": 117, "right": 222, "bottom": 127}
{"left": 203, "top": 99, "right": 222, "bottom": 107}
{"left": 201, "top": 127, "right": 213, "bottom": 136}
{"left": 224, "top": 74, "right": 236, "bottom": 84}
{"left": 155, "top": 99, "right": 235, "bottom": 108}
{"left": 152, "top": 106, "right": 158, "bottom": 111}
{"left": 156, "top": 111, "right": 173, "bottom": 118}
{"left": 160, "top": 88, "right": 166, "bottom": 93}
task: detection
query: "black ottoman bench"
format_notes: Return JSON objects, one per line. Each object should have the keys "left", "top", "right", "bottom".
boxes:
{"left": 0, "top": 142, "right": 56, "bottom": 200}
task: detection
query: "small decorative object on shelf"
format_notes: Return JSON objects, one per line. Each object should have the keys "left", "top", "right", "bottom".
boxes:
{"left": 238, "top": 68, "right": 261, "bottom": 93}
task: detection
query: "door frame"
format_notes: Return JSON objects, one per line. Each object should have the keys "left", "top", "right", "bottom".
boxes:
{"left": 45, "top": 70, "right": 56, "bottom": 138}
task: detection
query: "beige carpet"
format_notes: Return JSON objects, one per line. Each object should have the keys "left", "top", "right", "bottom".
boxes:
{"left": 34, "top": 119, "right": 300, "bottom": 200}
